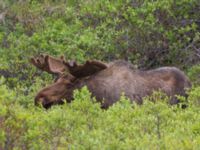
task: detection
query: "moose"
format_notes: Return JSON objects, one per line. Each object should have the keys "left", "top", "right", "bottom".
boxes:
{"left": 30, "top": 54, "right": 191, "bottom": 109}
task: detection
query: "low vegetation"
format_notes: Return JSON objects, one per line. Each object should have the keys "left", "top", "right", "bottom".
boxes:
{"left": 0, "top": 0, "right": 200, "bottom": 149}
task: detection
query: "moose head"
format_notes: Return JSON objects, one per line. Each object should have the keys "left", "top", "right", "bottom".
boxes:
{"left": 31, "top": 54, "right": 191, "bottom": 109}
{"left": 30, "top": 54, "right": 108, "bottom": 108}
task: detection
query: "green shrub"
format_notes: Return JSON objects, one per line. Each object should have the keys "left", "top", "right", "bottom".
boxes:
{"left": 0, "top": 82, "right": 200, "bottom": 149}
{"left": 1, "top": 0, "right": 199, "bottom": 79}
{"left": 0, "top": 0, "right": 200, "bottom": 149}
{"left": 188, "top": 64, "right": 200, "bottom": 85}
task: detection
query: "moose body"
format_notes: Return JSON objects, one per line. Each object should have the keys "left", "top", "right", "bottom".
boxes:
{"left": 31, "top": 55, "right": 191, "bottom": 109}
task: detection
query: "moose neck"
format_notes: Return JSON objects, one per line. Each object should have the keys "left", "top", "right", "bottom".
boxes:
{"left": 64, "top": 78, "right": 89, "bottom": 103}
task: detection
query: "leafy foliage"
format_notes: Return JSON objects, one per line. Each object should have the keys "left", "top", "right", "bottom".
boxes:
{"left": 0, "top": 0, "right": 200, "bottom": 149}
{"left": 1, "top": 82, "right": 200, "bottom": 149}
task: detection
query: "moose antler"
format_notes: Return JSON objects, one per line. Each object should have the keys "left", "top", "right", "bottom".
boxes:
{"left": 31, "top": 54, "right": 108, "bottom": 78}
{"left": 63, "top": 60, "right": 108, "bottom": 78}
{"left": 30, "top": 54, "right": 68, "bottom": 75}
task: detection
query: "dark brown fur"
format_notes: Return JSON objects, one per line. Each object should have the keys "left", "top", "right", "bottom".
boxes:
{"left": 34, "top": 60, "right": 191, "bottom": 109}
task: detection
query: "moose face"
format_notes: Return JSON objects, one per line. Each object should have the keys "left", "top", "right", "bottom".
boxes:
{"left": 34, "top": 74, "right": 75, "bottom": 108}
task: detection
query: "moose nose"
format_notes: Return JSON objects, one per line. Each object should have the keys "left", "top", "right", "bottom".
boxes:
{"left": 35, "top": 96, "right": 53, "bottom": 109}
{"left": 35, "top": 96, "right": 45, "bottom": 106}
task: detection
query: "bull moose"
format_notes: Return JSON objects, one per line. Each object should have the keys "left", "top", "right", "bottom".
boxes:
{"left": 30, "top": 54, "right": 191, "bottom": 109}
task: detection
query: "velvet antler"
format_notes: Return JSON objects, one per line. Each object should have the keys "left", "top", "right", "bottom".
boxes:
{"left": 30, "top": 54, "right": 68, "bottom": 75}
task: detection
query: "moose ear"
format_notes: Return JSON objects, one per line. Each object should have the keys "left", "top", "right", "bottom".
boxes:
{"left": 63, "top": 60, "right": 108, "bottom": 78}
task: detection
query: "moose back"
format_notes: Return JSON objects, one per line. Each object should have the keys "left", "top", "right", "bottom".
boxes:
{"left": 31, "top": 54, "right": 191, "bottom": 108}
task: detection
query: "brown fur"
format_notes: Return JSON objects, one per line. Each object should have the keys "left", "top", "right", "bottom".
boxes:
{"left": 34, "top": 60, "right": 191, "bottom": 109}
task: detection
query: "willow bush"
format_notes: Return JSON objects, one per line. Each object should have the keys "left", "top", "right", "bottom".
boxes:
{"left": 0, "top": 0, "right": 200, "bottom": 149}
{"left": 1, "top": 82, "right": 200, "bottom": 149}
